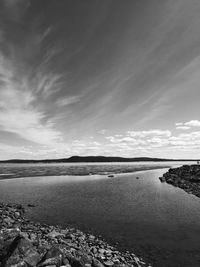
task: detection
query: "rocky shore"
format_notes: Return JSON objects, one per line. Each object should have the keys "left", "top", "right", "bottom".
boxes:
{"left": 0, "top": 203, "right": 150, "bottom": 267}
{"left": 159, "top": 164, "right": 200, "bottom": 198}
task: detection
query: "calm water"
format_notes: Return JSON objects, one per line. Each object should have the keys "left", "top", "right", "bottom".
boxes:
{"left": 0, "top": 162, "right": 200, "bottom": 267}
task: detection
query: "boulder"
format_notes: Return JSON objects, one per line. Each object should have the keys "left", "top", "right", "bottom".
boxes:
{"left": 38, "top": 246, "right": 63, "bottom": 267}
{"left": 3, "top": 237, "right": 41, "bottom": 267}
{"left": 159, "top": 177, "right": 166, "bottom": 182}
{"left": 0, "top": 229, "right": 20, "bottom": 262}
{"left": 44, "top": 246, "right": 63, "bottom": 259}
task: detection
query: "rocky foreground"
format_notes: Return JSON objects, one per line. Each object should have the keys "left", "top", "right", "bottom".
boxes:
{"left": 0, "top": 203, "right": 150, "bottom": 267}
{"left": 159, "top": 164, "right": 200, "bottom": 197}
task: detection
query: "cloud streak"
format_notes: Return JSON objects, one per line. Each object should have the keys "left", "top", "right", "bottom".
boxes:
{"left": 0, "top": 45, "right": 64, "bottom": 145}
{"left": 175, "top": 120, "right": 200, "bottom": 130}
{"left": 0, "top": 0, "right": 200, "bottom": 159}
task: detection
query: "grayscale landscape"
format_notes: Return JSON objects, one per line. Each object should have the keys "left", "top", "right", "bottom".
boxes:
{"left": 0, "top": 1, "right": 200, "bottom": 267}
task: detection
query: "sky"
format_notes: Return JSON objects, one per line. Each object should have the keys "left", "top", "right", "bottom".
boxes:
{"left": 0, "top": 0, "right": 200, "bottom": 160}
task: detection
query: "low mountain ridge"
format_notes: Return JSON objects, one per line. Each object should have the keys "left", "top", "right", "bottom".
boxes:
{"left": 0, "top": 155, "right": 197, "bottom": 163}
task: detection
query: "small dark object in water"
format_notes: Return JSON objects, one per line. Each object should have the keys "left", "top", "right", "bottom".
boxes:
{"left": 27, "top": 204, "right": 36, "bottom": 207}
{"left": 159, "top": 177, "right": 166, "bottom": 182}
{"left": 136, "top": 176, "right": 139, "bottom": 179}
{"left": 108, "top": 174, "right": 114, "bottom": 178}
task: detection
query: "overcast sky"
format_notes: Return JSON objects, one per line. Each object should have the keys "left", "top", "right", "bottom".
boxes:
{"left": 0, "top": 0, "right": 200, "bottom": 159}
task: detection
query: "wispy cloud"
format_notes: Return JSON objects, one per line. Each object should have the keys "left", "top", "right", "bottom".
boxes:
{"left": 175, "top": 120, "right": 200, "bottom": 130}
{"left": 0, "top": 51, "right": 63, "bottom": 145}
{"left": 185, "top": 120, "right": 200, "bottom": 127}
{"left": 176, "top": 126, "right": 190, "bottom": 130}
{"left": 0, "top": 4, "right": 69, "bottom": 147}
{"left": 56, "top": 95, "right": 82, "bottom": 107}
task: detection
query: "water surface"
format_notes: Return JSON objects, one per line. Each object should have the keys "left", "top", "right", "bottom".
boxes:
{"left": 0, "top": 164, "right": 200, "bottom": 266}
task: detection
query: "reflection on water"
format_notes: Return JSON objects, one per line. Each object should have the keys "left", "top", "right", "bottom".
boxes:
{"left": 0, "top": 166, "right": 200, "bottom": 266}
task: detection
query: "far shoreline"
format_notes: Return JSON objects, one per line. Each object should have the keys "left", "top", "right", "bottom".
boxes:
{"left": 0, "top": 155, "right": 199, "bottom": 164}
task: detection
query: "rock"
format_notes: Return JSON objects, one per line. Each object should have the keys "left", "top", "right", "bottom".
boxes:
{"left": 48, "top": 230, "right": 64, "bottom": 239}
{"left": 90, "top": 247, "right": 97, "bottom": 254}
{"left": 74, "top": 250, "right": 92, "bottom": 264}
{"left": 190, "top": 175, "right": 200, "bottom": 182}
{"left": 44, "top": 246, "right": 63, "bottom": 259}
{"left": 63, "top": 258, "right": 70, "bottom": 265}
{"left": 7, "top": 260, "right": 28, "bottom": 267}
{"left": 104, "top": 260, "right": 114, "bottom": 266}
{"left": 38, "top": 246, "right": 64, "bottom": 267}
{"left": 63, "top": 252, "right": 74, "bottom": 262}
{"left": 38, "top": 257, "right": 62, "bottom": 266}
{"left": 15, "top": 204, "right": 24, "bottom": 210}
{"left": 159, "top": 177, "right": 166, "bottom": 182}
{"left": 98, "top": 249, "right": 105, "bottom": 254}
{"left": 161, "top": 164, "right": 200, "bottom": 198}
{"left": 14, "top": 212, "right": 21, "bottom": 218}
{"left": 0, "top": 229, "right": 20, "bottom": 258}
{"left": 3, "top": 217, "right": 15, "bottom": 225}
{"left": 88, "top": 235, "right": 95, "bottom": 241}
{"left": 3, "top": 237, "right": 41, "bottom": 267}
{"left": 92, "top": 259, "right": 104, "bottom": 267}
{"left": 70, "top": 258, "right": 85, "bottom": 267}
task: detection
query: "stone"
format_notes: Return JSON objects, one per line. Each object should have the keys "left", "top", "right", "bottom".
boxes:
{"left": 92, "top": 259, "right": 104, "bottom": 267}
{"left": 88, "top": 235, "right": 95, "bottom": 241}
{"left": 4, "top": 217, "right": 15, "bottom": 225}
{"left": 14, "top": 212, "right": 21, "bottom": 218}
{"left": 63, "top": 258, "right": 70, "bottom": 265}
{"left": 0, "top": 229, "right": 20, "bottom": 263}
{"left": 4, "top": 237, "right": 41, "bottom": 267}
{"left": 63, "top": 251, "right": 74, "bottom": 262}
{"left": 104, "top": 260, "right": 114, "bottom": 266}
{"left": 91, "top": 247, "right": 97, "bottom": 254}
{"left": 7, "top": 260, "right": 28, "bottom": 267}
{"left": 70, "top": 258, "right": 84, "bottom": 267}
{"left": 98, "top": 249, "right": 105, "bottom": 254}
{"left": 48, "top": 230, "right": 64, "bottom": 239}
{"left": 38, "top": 246, "right": 63, "bottom": 267}
{"left": 38, "top": 257, "right": 62, "bottom": 266}
{"left": 159, "top": 177, "right": 166, "bottom": 182}
{"left": 44, "top": 246, "right": 63, "bottom": 259}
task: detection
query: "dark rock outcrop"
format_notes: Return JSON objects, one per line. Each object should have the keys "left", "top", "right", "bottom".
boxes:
{"left": 159, "top": 164, "right": 200, "bottom": 198}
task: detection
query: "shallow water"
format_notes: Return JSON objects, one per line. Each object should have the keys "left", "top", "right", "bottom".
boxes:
{"left": 0, "top": 164, "right": 200, "bottom": 266}
{"left": 0, "top": 161, "right": 192, "bottom": 178}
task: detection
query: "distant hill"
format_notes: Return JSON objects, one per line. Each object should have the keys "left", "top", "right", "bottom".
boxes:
{"left": 0, "top": 155, "right": 198, "bottom": 163}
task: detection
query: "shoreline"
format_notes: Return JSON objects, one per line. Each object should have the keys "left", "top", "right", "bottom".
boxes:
{"left": 0, "top": 165, "right": 174, "bottom": 180}
{"left": 159, "top": 164, "right": 200, "bottom": 198}
{"left": 0, "top": 202, "right": 151, "bottom": 267}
